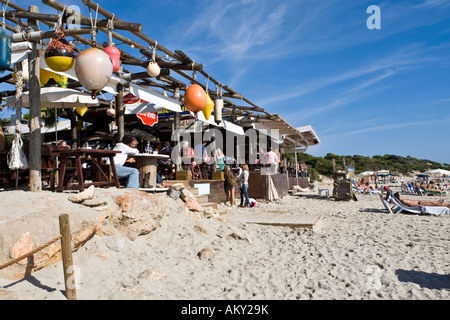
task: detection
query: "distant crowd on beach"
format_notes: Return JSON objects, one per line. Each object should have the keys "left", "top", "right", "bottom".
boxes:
{"left": 353, "top": 174, "right": 448, "bottom": 197}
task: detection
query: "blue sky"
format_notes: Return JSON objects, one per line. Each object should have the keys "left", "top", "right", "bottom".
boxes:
{"left": 1, "top": 0, "right": 450, "bottom": 164}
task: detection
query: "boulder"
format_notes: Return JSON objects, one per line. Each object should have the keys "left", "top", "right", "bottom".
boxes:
{"left": 184, "top": 199, "right": 203, "bottom": 212}
{"left": 113, "top": 190, "right": 166, "bottom": 241}
{"left": 180, "top": 188, "right": 195, "bottom": 201}
{"left": 166, "top": 188, "right": 180, "bottom": 200}
{"left": 68, "top": 185, "right": 95, "bottom": 203}
{"left": 197, "top": 248, "right": 215, "bottom": 259}
{"left": 170, "top": 183, "right": 186, "bottom": 192}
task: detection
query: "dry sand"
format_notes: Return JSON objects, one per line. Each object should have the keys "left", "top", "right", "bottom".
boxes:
{"left": 0, "top": 183, "right": 449, "bottom": 300}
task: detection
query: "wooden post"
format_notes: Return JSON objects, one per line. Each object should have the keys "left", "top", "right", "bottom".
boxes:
{"left": 116, "top": 84, "right": 124, "bottom": 143}
{"left": 59, "top": 214, "right": 77, "bottom": 300}
{"left": 173, "top": 87, "right": 182, "bottom": 172}
{"left": 70, "top": 111, "right": 78, "bottom": 149}
{"left": 27, "top": 5, "right": 42, "bottom": 192}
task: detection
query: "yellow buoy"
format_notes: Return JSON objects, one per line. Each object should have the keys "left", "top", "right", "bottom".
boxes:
{"left": 202, "top": 94, "right": 214, "bottom": 120}
{"left": 40, "top": 68, "right": 68, "bottom": 88}
{"left": 75, "top": 106, "right": 88, "bottom": 117}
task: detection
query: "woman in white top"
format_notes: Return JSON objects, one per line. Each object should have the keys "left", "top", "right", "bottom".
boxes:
{"left": 239, "top": 164, "right": 250, "bottom": 207}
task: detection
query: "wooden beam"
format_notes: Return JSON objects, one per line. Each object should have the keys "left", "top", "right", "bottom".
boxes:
{"left": 10, "top": 27, "right": 93, "bottom": 42}
{"left": 1, "top": 9, "right": 143, "bottom": 32}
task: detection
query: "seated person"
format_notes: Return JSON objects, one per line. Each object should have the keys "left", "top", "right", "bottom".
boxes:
{"left": 180, "top": 140, "right": 194, "bottom": 166}
{"left": 194, "top": 141, "right": 210, "bottom": 163}
{"left": 214, "top": 148, "right": 226, "bottom": 172}
{"left": 426, "top": 181, "right": 446, "bottom": 196}
{"left": 357, "top": 178, "right": 378, "bottom": 193}
{"left": 110, "top": 135, "right": 140, "bottom": 189}
{"left": 158, "top": 141, "right": 175, "bottom": 179}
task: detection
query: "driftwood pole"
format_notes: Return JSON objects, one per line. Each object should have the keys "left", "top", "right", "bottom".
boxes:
{"left": 59, "top": 214, "right": 77, "bottom": 300}
{"left": 27, "top": 5, "right": 42, "bottom": 192}
{"left": 116, "top": 84, "right": 124, "bottom": 143}
{"left": 172, "top": 87, "right": 182, "bottom": 171}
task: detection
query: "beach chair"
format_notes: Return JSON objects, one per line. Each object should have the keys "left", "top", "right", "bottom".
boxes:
{"left": 352, "top": 182, "right": 381, "bottom": 195}
{"left": 381, "top": 190, "right": 450, "bottom": 216}
{"left": 421, "top": 190, "right": 447, "bottom": 197}
{"left": 400, "top": 183, "right": 409, "bottom": 194}
{"left": 352, "top": 182, "right": 363, "bottom": 194}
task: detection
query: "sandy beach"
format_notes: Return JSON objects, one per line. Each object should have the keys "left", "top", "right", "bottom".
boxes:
{"left": 0, "top": 182, "right": 449, "bottom": 301}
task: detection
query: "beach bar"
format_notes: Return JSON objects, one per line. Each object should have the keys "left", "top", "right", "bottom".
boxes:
{"left": 0, "top": 0, "right": 320, "bottom": 204}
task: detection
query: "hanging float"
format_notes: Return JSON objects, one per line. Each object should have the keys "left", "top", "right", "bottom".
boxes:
{"left": 213, "top": 86, "right": 224, "bottom": 124}
{"left": 146, "top": 41, "right": 160, "bottom": 77}
{"left": 183, "top": 83, "right": 207, "bottom": 114}
{"left": 75, "top": 47, "right": 113, "bottom": 99}
{"left": 0, "top": 30, "right": 11, "bottom": 73}
{"left": 40, "top": 68, "right": 68, "bottom": 87}
{"left": 104, "top": 46, "right": 121, "bottom": 73}
{"left": 103, "top": 18, "right": 121, "bottom": 73}
{"left": 202, "top": 93, "right": 214, "bottom": 120}
{"left": 45, "top": 29, "right": 76, "bottom": 72}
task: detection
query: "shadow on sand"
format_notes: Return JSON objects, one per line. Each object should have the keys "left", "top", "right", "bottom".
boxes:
{"left": 396, "top": 269, "right": 450, "bottom": 290}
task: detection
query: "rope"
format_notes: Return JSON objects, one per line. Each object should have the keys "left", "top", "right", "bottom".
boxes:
{"left": 0, "top": 235, "right": 63, "bottom": 271}
{"left": 1, "top": 0, "right": 10, "bottom": 32}
{"left": 89, "top": 4, "right": 99, "bottom": 46}
{"left": 7, "top": 67, "right": 28, "bottom": 171}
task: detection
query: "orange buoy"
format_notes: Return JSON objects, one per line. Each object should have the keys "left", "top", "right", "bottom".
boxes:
{"left": 183, "top": 84, "right": 207, "bottom": 113}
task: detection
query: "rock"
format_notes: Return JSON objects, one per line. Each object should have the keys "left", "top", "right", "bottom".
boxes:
{"left": 180, "top": 188, "right": 195, "bottom": 201}
{"left": 202, "top": 206, "right": 215, "bottom": 218}
{"left": 81, "top": 197, "right": 108, "bottom": 207}
{"left": 166, "top": 188, "right": 180, "bottom": 200}
{"left": 198, "top": 248, "right": 215, "bottom": 259}
{"left": 229, "top": 232, "right": 253, "bottom": 244}
{"left": 138, "top": 269, "right": 168, "bottom": 282}
{"left": 194, "top": 224, "right": 211, "bottom": 234}
{"left": 184, "top": 199, "right": 203, "bottom": 212}
{"left": 113, "top": 191, "right": 166, "bottom": 240}
{"left": 170, "top": 183, "right": 186, "bottom": 192}
{"left": 9, "top": 232, "right": 33, "bottom": 265}
{"left": 68, "top": 185, "right": 95, "bottom": 203}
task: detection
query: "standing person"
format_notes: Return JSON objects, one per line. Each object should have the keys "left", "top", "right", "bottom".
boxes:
{"left": 224, "top": 165, "right": 238, "bottom": 207}
{"left": 266, "top": 147, "right": 279, "bottom": 174}
{"left": 110, "top": 135, "right": 140, "bottom": 189}
{"left": 239, "top": 164, "right": 250, "bottom": 207}
{"left": 266, "top": 147, "right": 278, "bottom": 164}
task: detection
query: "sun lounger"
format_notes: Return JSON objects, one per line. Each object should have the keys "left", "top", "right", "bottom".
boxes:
{"left": 353, "top": 182, "right": 380, "bottom": 195}
{"left": 381, "top": 190, "right": 450, "bottom": 216}
{"left": 421, "top": 189, "right": 447, "bottom": 196}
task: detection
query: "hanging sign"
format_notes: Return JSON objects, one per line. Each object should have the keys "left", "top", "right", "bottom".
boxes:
{"left": 137, "top": 112, "right": 158, "bottom": 126}
{"left": 123, "top": 92, "right": 149, "bottom": 105}
{"left": 123, "top": 92, "right": 141, "bottom": 104}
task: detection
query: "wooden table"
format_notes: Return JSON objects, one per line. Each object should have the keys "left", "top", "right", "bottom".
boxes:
{"left": 133, "top": 153, "right": 169, "bottom": 188}
{"left": 56, "top": 148, "right": 121, "bottom": 192}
